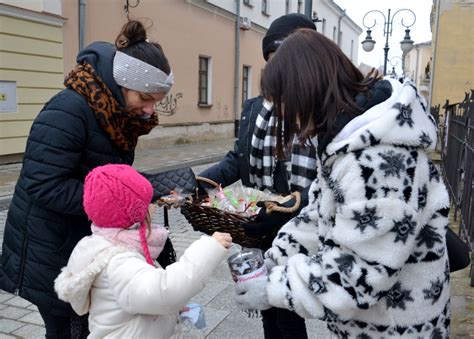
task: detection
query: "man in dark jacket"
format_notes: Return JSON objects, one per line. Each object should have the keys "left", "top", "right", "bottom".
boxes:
{"left": 0, "top": 20, "right": 173, "bottom": 338}
{"left": 200, "top": 13, "right": 317, "bottom": 339}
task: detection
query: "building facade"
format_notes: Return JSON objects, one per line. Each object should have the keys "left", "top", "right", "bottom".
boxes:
{"left": 404, "top": 41, "right": 432, "bottom": 100}
{"left": 0, "top": 0, "right": 65, "bottom": 159}
{"left": 313, "top": 0, "right": 362, "bottom": 63}
{"left": 430, "top": 0, "right": 474, "bottom": 109}
{"left": 0, "top": 0, "right": 362, "bottom": 158}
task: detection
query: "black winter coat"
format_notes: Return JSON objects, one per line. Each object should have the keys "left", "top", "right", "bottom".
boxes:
{"left": 0, "top": 42, "right": 134, "bottom": 316}
{"left": 199, "top": 96, "right": 291, "bottom": 194}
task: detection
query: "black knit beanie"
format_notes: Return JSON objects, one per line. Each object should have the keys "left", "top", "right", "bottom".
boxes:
{"left": 262, "top": 13, "right": 316, "bottom": 61}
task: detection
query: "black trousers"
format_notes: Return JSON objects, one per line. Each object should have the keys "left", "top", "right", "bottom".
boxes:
{"left": 38, "top": 307, "right": 89, "bottom": 339}
{"left": 261, "top": 307, "right": 308, "bottom": 339}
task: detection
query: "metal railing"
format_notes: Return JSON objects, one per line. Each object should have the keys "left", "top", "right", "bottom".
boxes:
{"left": 434, "top": 90, "right": 473, "bottom": 280}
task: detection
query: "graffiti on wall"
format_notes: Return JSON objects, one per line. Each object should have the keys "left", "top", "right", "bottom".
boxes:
{"left": 155, "top": 92, "right": 183, "bottom": 116}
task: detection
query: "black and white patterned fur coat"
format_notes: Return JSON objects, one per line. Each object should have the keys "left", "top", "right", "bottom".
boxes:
{"left": 264, "top": 79, "right": 450, "bottom": 338}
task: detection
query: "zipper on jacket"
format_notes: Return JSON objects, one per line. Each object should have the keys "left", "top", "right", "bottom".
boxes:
{"left": 16, "top": 233, "right": 30, "bottom": 295}
{"left": 246, "top": 101, "right": 256, "bottom": 148}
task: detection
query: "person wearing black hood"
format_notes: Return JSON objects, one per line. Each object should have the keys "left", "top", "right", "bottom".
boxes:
{"left": 199, "top": 13, "right": 316, "bottom": 339}
{"left": 0, "top": 20, "right": 173, "bottom": 338}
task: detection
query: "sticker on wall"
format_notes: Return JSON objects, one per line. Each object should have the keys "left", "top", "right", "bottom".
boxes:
{"left": 0, "top": 81, "right": 17, "bottom": 113}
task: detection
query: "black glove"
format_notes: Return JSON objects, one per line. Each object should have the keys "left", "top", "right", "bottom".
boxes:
{"left": 241, "top": 199, "right": 296, "bottom": 237}
{"left": 196, "top": 181, "right": 211, "bottom": 199}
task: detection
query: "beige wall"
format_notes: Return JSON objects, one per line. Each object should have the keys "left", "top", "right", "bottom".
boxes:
{"left": 62, "top": 0, "right": 267, "bottom": 127}
{"left": 0, "top": 2, "right": 64, "bottom": 156}
{"left": 404, "top": 43, "right": 432, "bottom": 99}
{"left": 431, "top": 1, "right": 474, "bottom": 108}
{"left": 405, "top": 44, "right": 431, "bottom": 85}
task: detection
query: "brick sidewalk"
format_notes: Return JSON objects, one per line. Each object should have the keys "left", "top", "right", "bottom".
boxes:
{"left": 0, "top": 171, "right": 330, "bottom": 337}
{"left": 0, "top": 157, "right": 329, "bottom": 338}
{"left": 1, "top": 145, "right": 472, "bottom": 338}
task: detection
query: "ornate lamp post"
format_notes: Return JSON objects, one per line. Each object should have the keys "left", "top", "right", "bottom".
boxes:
{"left": 361, "top": 9, "right": 416, "bottom": 76}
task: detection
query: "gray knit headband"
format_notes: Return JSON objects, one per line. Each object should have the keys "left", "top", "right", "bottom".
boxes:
{"left": 113, "top": 51, "right": 174, "bottom": 93}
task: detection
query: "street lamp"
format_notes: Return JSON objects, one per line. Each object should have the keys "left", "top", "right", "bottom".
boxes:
{"left": 361, "top": 8, "right": 416, "bottom": 76}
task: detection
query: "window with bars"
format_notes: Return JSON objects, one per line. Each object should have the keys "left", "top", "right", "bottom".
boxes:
{"left": 350, "top": 39, "right": 354, "bottom": 61}
{"left": 242, "top": 65, "right": 251, "bottom": 106}
{"left": 262, "top": 0, "right": 269, "bottom": 15}
{"left": 198, "top": 56, "right": 211, "bottom": 105}
{"left": 297, "top": 0, "right": 303, "bottom": 13}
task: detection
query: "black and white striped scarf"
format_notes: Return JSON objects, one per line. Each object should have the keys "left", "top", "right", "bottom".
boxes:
{"left": 249, "top": 101, "right": 317, "bottom": 192}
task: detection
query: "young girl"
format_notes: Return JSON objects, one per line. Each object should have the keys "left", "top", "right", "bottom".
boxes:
{"left": 234, "top": 29, "right": 450, "bottom": 338}
{"left": 55, "top": 164, "right": 232, "bottom": 338}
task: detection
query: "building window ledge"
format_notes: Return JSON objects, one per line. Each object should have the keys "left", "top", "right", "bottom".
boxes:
{"left": 243, "top": 1, "right": 254, "bottom": 8}
{"left": 198, "top": 103, "right": 213, "bottom": 108}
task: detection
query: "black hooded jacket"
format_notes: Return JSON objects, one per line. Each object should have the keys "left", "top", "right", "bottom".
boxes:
{"left": 0, "top": 42, "right": 134, "bottom": 315}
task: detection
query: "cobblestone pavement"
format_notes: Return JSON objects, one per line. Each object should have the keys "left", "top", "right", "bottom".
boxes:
{"left": 1, "top": 162, "right": 473, "bottom": 338}
{"left": 0, "top": 163, "right": 330, "bottom": 338}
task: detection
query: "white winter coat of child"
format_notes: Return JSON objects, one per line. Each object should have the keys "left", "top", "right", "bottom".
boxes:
{"left": 55, "top": 233, "right": 227, "bottom": 338}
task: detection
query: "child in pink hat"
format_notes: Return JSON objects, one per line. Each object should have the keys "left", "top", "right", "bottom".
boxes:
{"left": 55, "top": 164, "right": 232, "bottom": 338}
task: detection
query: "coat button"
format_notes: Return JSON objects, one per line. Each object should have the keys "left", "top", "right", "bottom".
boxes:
{"left": 239, "top": 153, "right": 244, "bottom": 158}
{"left": 242, "top": 116, "right": 246, "bottom": 120}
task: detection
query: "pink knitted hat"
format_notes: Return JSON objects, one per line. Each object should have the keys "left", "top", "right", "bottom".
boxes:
{"left": 83, "top": 164, "right": 154, "bottom": 265}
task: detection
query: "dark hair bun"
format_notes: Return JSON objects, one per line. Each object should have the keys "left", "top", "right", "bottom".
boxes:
{"left": 113, "top": 19, "right": 171, "bottom": 75}
{"left": 115, "top": 20, "right": 147, "bottom": 49}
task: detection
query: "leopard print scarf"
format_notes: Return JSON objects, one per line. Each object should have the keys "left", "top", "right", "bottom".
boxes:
{"left": 64, "top": 63, "right": 159, "bottom": 152}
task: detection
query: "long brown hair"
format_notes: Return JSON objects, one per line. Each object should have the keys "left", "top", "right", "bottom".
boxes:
{"left": 261, "top": 29, "right": 377, "bottom": 158}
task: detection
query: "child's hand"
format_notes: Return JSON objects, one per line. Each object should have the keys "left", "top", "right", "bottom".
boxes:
{"left": 212, "top": 232, "right": 232, "bottom": 249}
{"left": 179, "top": 306, "right": 190, "bottom": 314}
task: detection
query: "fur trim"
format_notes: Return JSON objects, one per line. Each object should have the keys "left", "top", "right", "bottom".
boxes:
{"left": 55, "top": 246, "right": 127, "bottom": 315}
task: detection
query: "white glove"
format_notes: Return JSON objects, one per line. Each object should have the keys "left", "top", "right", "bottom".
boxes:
{"left": 233, "top": 276, "right": 271, "bottom": 310}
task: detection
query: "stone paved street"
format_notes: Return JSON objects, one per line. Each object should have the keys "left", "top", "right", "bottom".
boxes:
{"left": 0, "top": 148, "right": 472, "bottom": 338}
{"left": 0, "top": 162, "right": 330, "bottom": 338}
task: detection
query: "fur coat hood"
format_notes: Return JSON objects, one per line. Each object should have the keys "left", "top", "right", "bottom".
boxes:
{"left": 324, "top": 79, "right": 437, "bottom": 158}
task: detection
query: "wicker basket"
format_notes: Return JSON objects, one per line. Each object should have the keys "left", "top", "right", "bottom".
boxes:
{"left": 180, "top": 177, "right": 300, "bottom": 249}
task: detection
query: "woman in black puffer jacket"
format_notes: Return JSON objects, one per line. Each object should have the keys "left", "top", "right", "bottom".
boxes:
{"left": 0, "top": 20, "right": 174, "bottom": 338}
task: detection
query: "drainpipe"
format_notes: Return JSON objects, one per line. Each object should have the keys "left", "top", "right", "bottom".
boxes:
{"left": 337, "top": 9, "right": 346, "bottom": 47}
{"left": 414, "top": 46, "right": 420, "bottom": 86}
{"left": 304, "top": 0, "right": 313, "bottom": 19}
{"left": 233, "top": 0, "right": 241, "bottom": 138}
{"left": 79, "top": 0, "right": 86, "bottom": 51}
{"left": 429, "top": 0, "right": 441, "bottom": 109}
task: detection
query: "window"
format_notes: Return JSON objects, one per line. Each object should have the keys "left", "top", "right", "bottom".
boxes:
{"left": 350, "top": 39, "right": 354, "bottom": 61}
{"left": 297, "top": 0, "right": 303, "bottom": 13}
{"left": 242, "top": 66, "right": 251, "bottom": 106}
{"left": 332, "top": 26, "right": 337, "bottom": 41}
{"left": 198, "top": 56, "right": 212, "bottom": 105}
{"left": 285, "top": 0, "right": 291, "bottom": 14}
{"left": 322, "top": 18, "right": 326, "bottom": 34}
{"left": 243, "top": 0, "right": 252, "bottom": 7}
{"left": 262, "top": 0, "right": 269, "bottom": 15}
